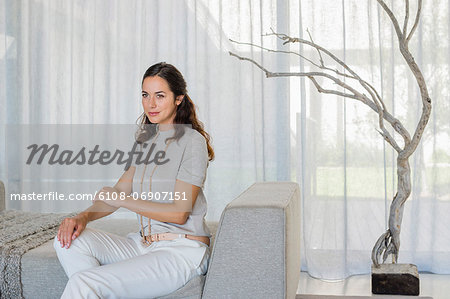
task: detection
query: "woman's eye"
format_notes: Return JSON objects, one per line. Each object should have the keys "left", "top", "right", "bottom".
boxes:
{"left": 157, "top": 94, "right": 164, "bottom": 99}
{"left": 142, "top": 94, "right": 148, "bottom": 98}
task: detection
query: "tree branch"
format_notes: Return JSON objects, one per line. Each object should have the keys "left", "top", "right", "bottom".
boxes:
{"left": 229, "top": 52, "right": 272, "bottom": 74}
{"left": 394, "top": 0, "right": 431, "bottom": 158}
{"left": 306, "top": 29, "right": 325, "bottom": 67}
{"left": 311, "top": 76, "right": 402, "bottom": 152}
{"left": 402, "top": 102, "right": 431, "bottom": 158}
{"left": 403, "top": 0, "right": 410, "bottom": 36}
{"left": 406, "top": 0, "right": 422, "bottom": 44}
{"left": 377, "top": 0, "right": 405, "bottom": 41}
{"left": 229, "top": 50, "right": 405, "bottom": 152}
{"left": 308, "top": 76, "right": 361, "bottom": 101}
{"left": 259, "top": 30, "right": 412, "bottom": 148}
{"left": 264, "top": 29, "right": 362, "bottom": 79}
{"left": 229, "top": 38, "right": 356, "bottom": 81}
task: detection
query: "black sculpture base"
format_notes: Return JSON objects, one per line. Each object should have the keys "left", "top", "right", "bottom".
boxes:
{"left": 371, "top": 263, "right": 419, "bottom": 296}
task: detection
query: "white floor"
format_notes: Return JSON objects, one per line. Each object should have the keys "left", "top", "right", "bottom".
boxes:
{"left": 297, "top": 272, "right": 450, "bottom": 299}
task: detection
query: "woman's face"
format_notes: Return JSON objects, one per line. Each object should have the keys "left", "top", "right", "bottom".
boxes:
{"left": 141, "top": 76, "right": 183, "bottom": 126}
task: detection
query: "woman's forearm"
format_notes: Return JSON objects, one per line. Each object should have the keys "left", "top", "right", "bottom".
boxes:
{"left": 121, "top": 196, "right": 188, "bottom": 224}
{"left": 79, "top": 200, "right": 120, "bottom": 223}
{"left": 93, "top": 180, "right": 198, "bottom": 225}
{"left": 120, "top": 181, "right": 199, "bottom": 224}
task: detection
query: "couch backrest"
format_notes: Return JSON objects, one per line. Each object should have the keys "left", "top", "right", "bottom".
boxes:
{"left": 202, "top": 182, "right": 301, "bottom": 299}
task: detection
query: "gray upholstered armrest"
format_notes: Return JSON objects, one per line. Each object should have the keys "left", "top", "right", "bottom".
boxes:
{"left": 202, "top": 182, "right": 301, "bottom": 299}
{"left": 0, "top": 180, "right": 5, "bottom": 212}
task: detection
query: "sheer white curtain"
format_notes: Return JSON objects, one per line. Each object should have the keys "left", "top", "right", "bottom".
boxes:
{"left": 0, "top": 1, "right": 290, "bottom": 218}
{"left": 0, "top": 0, "right": 449, "bottom": 280}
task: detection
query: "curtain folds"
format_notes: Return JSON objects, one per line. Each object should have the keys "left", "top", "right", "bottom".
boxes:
{"left": 1, "top": 0, "right": 449, "bottom": 279}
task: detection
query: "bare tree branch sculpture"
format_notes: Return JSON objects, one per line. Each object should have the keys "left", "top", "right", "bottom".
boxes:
{"left": 229, "top": 0, "right": 430, "bottom": 267}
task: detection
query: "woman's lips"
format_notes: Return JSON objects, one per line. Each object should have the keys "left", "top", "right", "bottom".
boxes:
{"left": 148, "top": 112, "right": 159, "bottom": 116}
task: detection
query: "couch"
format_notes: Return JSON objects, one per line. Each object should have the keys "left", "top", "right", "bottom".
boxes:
{"left": 0, "top": 180, "right": 300, "bottom": 298}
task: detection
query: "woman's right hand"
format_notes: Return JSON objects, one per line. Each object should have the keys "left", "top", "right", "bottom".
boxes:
{"left": 57, "top": 213, "right": 88, "bottom": 249}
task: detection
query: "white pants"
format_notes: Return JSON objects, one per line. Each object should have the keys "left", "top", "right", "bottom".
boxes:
{"left": 53, "top": 227, "right": 210, "bottom": 299}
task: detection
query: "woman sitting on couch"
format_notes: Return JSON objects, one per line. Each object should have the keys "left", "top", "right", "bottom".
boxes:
{"left": 54, "top": 62, "right": 214, "bottom": 299}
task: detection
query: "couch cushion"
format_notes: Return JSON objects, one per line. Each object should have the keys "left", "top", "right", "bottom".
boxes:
{"left": 21, "top": 217, "right": 218, "bottom": 299}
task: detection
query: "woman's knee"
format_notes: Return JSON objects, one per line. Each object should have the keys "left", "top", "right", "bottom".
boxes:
{"left": 53, "top": 227, "right": 96, "bottom": 253}
{"left": 53, "top": 234, "right": 63, "bottom": 251}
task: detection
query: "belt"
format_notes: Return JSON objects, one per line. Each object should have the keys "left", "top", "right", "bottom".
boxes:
{"left": 141, "top": 232, "right": 210, "bottom": 246}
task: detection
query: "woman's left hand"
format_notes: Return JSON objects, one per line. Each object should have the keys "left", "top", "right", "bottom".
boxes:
{"left": 93, "top": 186, "right": 126, "bottom": 208}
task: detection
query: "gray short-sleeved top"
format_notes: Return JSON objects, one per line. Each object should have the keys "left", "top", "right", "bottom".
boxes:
{"left": 131, "top": 125, "right": 211, "bottom": 238}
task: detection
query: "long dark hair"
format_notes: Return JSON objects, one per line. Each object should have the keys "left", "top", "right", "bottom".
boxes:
{"left": 136, "top": 62, "right": 214, "bottom": 161}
